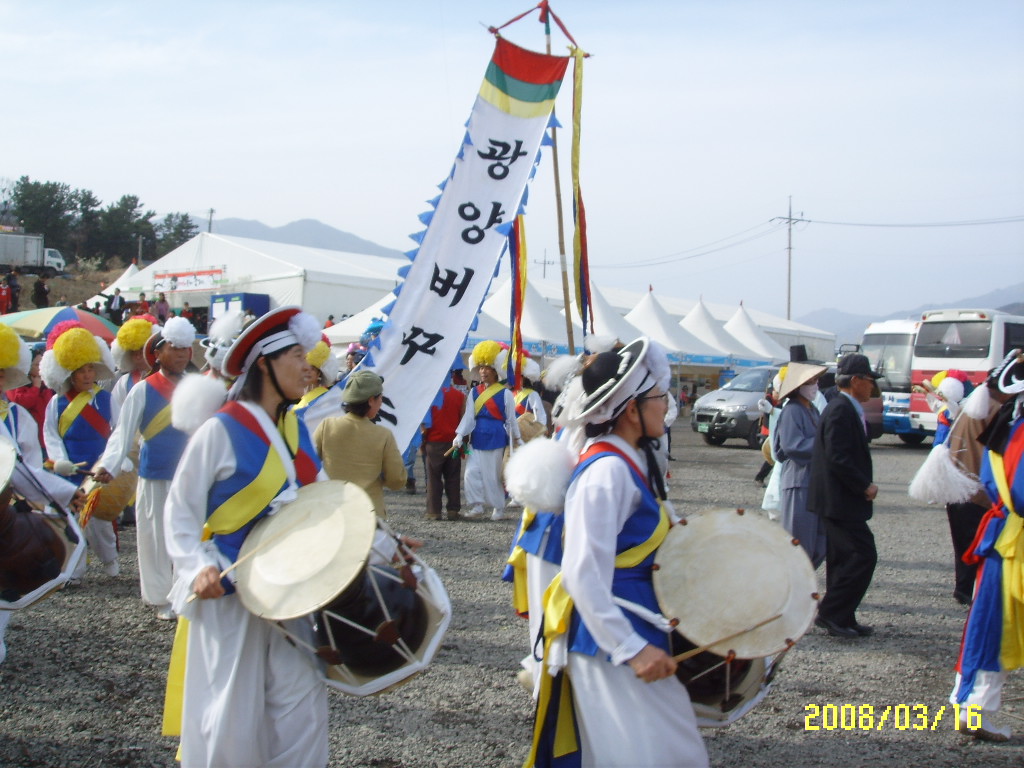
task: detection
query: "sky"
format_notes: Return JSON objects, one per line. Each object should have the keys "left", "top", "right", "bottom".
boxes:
{"left": 3, "top": 0, "right": 1023, "bottom": 321}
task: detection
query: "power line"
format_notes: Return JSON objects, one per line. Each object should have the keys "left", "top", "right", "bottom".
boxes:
{"left": 592, "top": 221, "right": 787, "bottom": 269}
{"left": 794, "top": 215, "right": 1024, "bottom": 228}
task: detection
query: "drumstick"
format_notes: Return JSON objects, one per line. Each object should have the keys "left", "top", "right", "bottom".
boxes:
{"left": 186, "top": 506, "right": 314, "bottom": 604}
{"left": 672, "top": 613, "right": 782, "bottom": 662}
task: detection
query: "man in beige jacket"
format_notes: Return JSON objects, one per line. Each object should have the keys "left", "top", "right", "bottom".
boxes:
{"left": 313, "top": 370, "right": 406, "bottom": 517}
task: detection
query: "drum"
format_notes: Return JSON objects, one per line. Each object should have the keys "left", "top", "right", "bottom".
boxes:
{"left": 80, "top": 447, "right": 139, "bottom": 524}
{"left": 517, "top": 412, "right": 546, "bottom": 442}
{"left": 234, "top": 480, "right": 451, "bottom": 697}
{"left": 652, "top": 508, "right": 817, "bottom": 727}
{"left": 0, "top": 497, "right": 87, "bottom": 610}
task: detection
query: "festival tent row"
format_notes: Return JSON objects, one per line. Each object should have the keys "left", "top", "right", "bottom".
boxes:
{"left": 680, "top": 298, "right": 769, "bottom": 364}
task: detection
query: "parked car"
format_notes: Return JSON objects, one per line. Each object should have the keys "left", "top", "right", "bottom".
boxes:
{"left": 690, "top": 366, "right": 779, "bottom": 448}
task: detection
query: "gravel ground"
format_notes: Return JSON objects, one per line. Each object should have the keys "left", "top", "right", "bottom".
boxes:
{"left": 1, "top": 428, "right": 1020, "bottom": 767}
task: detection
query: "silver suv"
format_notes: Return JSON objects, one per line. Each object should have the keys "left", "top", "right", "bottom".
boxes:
{"left": 690, "top": 366, "right": 778, "bottom": 448}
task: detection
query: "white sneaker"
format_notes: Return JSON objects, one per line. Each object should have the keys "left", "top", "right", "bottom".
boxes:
{"left": 464, "top": 506, "right": 486, "bottom": 519}
{"left": 490, "top": 508, "right": 507, "bottom": 521}
{"left": 963, "top": 710, "right": 1012, "bottom": 742}
{"left": 103, "top": 560, "right": 120, "bottom": 577}
{"left": 155, "top": 606, "right": 176, "bottom": 621}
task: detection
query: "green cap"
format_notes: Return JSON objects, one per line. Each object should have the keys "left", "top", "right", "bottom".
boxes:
{"left": 342, "top": 369, "right": 384, "bottom": 404}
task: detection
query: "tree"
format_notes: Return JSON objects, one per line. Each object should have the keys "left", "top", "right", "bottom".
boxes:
{"left": 95, "top": 195, "right": 157, "bottom": 269}
{"left": 155, "top": 213, "right": 199, "bottom": 256}
{"left": 68, "top": 189, "right": 102, "bottom": 263}
{"left": 9, "top": 176, "right": 77, "bottom": 252}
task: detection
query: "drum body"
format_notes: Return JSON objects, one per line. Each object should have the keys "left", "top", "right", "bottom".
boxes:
{"left": 82, "top": 447, "right": 139, "bottom": 523}
{"left": 0, "top": 505, "right": 86, "bottom": 610}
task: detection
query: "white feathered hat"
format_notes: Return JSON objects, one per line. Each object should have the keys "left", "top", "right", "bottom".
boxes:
{"left": 40, "top": 327, "right": 116, "bottom": 392}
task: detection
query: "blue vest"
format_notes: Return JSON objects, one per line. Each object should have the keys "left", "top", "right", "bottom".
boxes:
{"left": 205, "top": 409, "right": 322, "bottom": 588}
{"left": 567, "top": 450, "right": 668, "bottom": 657}
{"left": 470, "top": 387, "right": 509, "bottom": 451}
{"left": 138, "top": 381, "right": 189, "bottom": 480}
{"left": 57, "top": 389, "right": 113, "bottom": 466}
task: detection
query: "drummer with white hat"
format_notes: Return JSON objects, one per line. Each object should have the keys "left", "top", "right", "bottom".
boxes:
{"left": 161, "top": 306, "right": 331, "bottom": 768}
{"left": 524, "top": 338, "right": 708, "bottom": 768}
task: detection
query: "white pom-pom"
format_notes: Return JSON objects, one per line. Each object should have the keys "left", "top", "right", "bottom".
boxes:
{"left": 646, "top": 339, "right": 672, "bottom": 393}
{"left": 504, "top": 437, "right": 577, "bottom": 512}
{"left": 585, "top": 333, "right": 618, "bottom": 354}
{"left": 40, "top": 349, "right": 69, "bottom": 392}
{"left": 95, "top": 336, "right": 116, "bottom": 382}
{"left": 207, "top": 309, "right": 244, "bottom": 344}
{"left": 542, "top": 355, "right": 581, "bottom": 393}
{"left": 163, "top": 316, "right": 197, "bottom": 348}
{"left": 908, "top": 442, "right": 981, "bottom": 505}
{"left": 172, "top": 373, "right": 227, "bottom": 434}
{"left": 962, "top": 384, "right": 992, "bottom": 420}
{"left": 52, "top": 458, "right": 77, "bottom": 476}
{"left": 289, "top": 312, "right": 322, "bottom": 352}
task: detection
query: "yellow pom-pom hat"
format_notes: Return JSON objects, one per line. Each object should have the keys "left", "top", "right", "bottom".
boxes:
{"left": 40, "top": 327, "right": 116, "bottom": 392}
{"left": 469, "top": 340, "right": 502, "bottom": 370}
{"left": 306, "top": 339, "right": 339, "bottom": 384}
{"left": 111, "top": 317, "right": 156, "bottom": 372}
{"left": 0, "top": 324, "right": 32, "bottom": 390}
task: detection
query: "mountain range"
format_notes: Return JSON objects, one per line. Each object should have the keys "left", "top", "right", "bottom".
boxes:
{"left": 205, "top": 218, "right": 1021, "bottom": 343}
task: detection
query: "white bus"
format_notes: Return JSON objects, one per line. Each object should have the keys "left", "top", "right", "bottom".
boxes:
{"left": 860, "top": 318, "right": 921, "bottom": 443}
{"left": 908, "top": 308, "right": 1024, "bottom": 438}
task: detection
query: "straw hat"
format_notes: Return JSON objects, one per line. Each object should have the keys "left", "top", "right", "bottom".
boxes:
{"left": 233, "top": 481, "right": 378, "bottom": 621}
{"left": 777, "top": 362, "right": 827, "bottom": 401}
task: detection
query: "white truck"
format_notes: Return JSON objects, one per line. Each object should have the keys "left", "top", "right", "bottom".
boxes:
{"left": 0, "top": 232, "right": 67, "bottom": 276}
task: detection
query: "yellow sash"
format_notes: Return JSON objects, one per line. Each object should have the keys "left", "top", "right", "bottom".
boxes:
{"left": 58, "top": 386, "right": 101, "bottom": 437}
{"left": 162, "top": 617, "right": 190, "bottom": 737}
{"left": 991, "top": 451, "right": 1024, "bottom": 669}
{"left": 202, "top": 411, "right": 301, "bottom": 538}
{"left": 514, "top": 389, "right": 535, "bottom": 406}
{"left": 296, "top": 386, "right": 327, "bottom": 410}
{"left": 141, "top": 404, "right": 172, "bottom": 442}
{"left": 524, "top": 504, "right": 670, "bottom": 766}
{"left": 473, "top": 382, "right": 505, "bottom": 416}
{"left": 506, "top": 508, "right": 538, "bottom": 616}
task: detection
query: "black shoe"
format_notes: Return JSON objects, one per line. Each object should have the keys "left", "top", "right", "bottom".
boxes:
{"left": 814, "top": 616, "right": 860, "bottom": 638}
{"left": 851, "top": 622, "right": 874, "bottom": 637}
{"left": 953, "top": 590, "right": 972, "bottom": 606}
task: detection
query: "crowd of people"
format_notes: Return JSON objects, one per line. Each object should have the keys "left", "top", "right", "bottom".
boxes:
{"left": 0, "top": 298, "right": 1021, "bottom": 766}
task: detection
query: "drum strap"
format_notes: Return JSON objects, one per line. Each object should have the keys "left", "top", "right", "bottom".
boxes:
{"left": 58, "top": 386, "right": 109, "bottom": 439}
{"left": 526, "top": 504, "right": 670, "bottom": 766}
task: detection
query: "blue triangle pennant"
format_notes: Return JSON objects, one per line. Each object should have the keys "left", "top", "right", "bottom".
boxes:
{"left": 409, "top": 230, "right": 427, "bottom": 244}
{"left": 381, "top": 300, "right": 396, "bottom": 316}
{"left": 403, "top": 248, "right": 419, "bottom": 261}
{"left": 397, "top": 264, "right": 412, "bottom": 279}
{"left": 495, "top": 221, "right": 514, "bottom": 237}
{"left": 548, "top": 113, "right": 562, "bottom": 129}
{"left": 541, "top": 132, "right": 554, "bottom": 147}
{"left": 362, "top": 350, "right": 375, "bottom": 367}
{"left": 418, "top": 210, "right": 434, "bottom": 226}
{"left": 427, "top": 194, "right": 441, "bottom": 209}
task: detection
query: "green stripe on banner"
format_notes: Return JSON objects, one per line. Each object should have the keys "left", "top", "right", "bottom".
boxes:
{"left": 484, "top": 61, "right": 562, "bottom": 104}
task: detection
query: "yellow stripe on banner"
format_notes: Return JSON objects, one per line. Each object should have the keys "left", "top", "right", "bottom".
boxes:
{"left": 162, "top": 616, "right": 189, "bottom": 737}
{"left": 474, "top": 383, "right": 506, "bottom": 416}
{"left": 58, "top": 386, "right": 100, "bottom": 437}
{"left": 479, "top": 81, "right": 555, "bottom": 118}
{"left": 141, "top": 404, "right": 172, "bottom": 442}
{"left": 990, "top": 451, "right": 1024, "bottom": 670}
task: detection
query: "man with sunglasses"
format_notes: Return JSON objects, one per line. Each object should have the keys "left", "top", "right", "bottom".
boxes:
{"left": 808, "top": 353, "right": 882, "bottom": 639}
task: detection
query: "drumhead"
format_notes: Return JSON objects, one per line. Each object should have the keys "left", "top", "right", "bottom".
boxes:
{"left": 235, "top": 480, "right": 377, "bottom": 621}
{"left": 653, "top": 509, "right": 817, "bottom": 658}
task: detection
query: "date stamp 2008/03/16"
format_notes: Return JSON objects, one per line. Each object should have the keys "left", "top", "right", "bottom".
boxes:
{"left": 804, "top": 704, "right": 982, "bottom": 732}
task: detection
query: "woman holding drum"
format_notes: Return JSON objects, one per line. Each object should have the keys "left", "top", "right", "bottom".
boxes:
{"left": 162, "top": 306, "right": 331, "bottom": 768}
{"left": 525, "top": 338, "right": 708, "bottom": 768}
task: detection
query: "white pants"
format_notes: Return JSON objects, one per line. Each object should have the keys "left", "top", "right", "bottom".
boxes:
{"left": 180, "top": 593, "right": 328, "bottom": 768}
{"left": 463, "top": 447, "right": 506, "bottom": 510}
{"left": 950, "top": 670, "right": 1008, "bottom": 711}
{"left": 567, "top": 652, "right": 709, "bottom": 768}
{"left": 75, "top": 519, "right": 118, "bottom": 576}
{"left": 136, "top": 478, "right": 173, "bottom": 606}
{"left": 0, "top": 609, "right": 9, "bottom": 664}
{"left": 521, "top": 548, "right": 559, "bottom": 700}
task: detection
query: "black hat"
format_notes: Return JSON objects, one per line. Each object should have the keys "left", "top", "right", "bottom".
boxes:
{"left": 836, "top": 353, "right": 881, "bottom": 379}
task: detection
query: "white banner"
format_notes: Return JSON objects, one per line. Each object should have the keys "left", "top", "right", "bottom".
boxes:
{"left": 364, "top": 37, "right": 568, "bottom": 451}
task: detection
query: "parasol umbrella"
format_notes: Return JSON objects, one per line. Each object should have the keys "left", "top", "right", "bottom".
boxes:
{"left": 0, "top": 306, "right": 119, "bottom": 343}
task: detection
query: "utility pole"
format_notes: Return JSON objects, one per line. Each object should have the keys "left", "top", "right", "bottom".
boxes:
{"left": 771, "top": 197, "right": 808, "bottom": 320}
{"left": 207, "top": 208, "right": 215, "bottom": 233}
{"left": 533, "top": 248, "right": 556, "bottom": 279}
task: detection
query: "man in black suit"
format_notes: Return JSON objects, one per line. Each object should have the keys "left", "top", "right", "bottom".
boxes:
{"left": 808, "top": 353, "right": 881, "bottom": 638}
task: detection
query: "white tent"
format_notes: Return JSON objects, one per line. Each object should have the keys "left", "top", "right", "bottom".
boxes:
{"left": 480, "top": 278, "right": 584, "bottom": 352}
{"left": 680, "top": 298, "right": 768, "bottom": 365}
{"left": 624, "top": 292, "right": 728, "bottom": 365}
{"left": 723, "top": 304, "right": 790, "bottom": 362}
{"left": 566, "top": 283, "right": 645, "bottom": 346}
{"left": 323, "top": 291, "right": 395, "bottom": 346}
{"left": 88, "top": 233, "right": 402, "bottom": 325}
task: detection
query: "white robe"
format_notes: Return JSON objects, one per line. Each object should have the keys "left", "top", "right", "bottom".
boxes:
{"left": 560, "top": 435, "right": 708, "bottom": 768}
{"left": 456, "top": 389, "right": 521, "bottom": 511}
{"left": 164, "top": 402, "right": 328, "bottom": 768}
